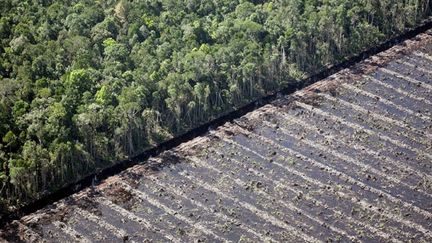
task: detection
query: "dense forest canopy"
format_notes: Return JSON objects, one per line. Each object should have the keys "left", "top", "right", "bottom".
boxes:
{"left": 0, "top": 0, "right": 431, "bottom": 211}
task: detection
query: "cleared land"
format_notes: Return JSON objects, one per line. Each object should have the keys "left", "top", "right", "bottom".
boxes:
{"left": 1, "top": 32, "right": 432, "bottom": 242}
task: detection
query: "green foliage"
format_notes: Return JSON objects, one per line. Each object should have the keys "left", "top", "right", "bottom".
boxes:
{"left": 103, "top": 37, "right": 117, "bottom": 48}
{"left": 95, "top": 85, "right": 111, "bottom": 105}
{"left": 2, "top": 131, "right": 17, "bottom": 148}
{"left": 12, "top": 100, "right": 29, "bottom": 118}
{"left": 1, "top": 0, "right": 431, "bottom": 211}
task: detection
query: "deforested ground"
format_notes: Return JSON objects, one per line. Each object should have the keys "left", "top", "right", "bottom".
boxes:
{"left": 1, "top": 31, "right": 432, "bottom": 243}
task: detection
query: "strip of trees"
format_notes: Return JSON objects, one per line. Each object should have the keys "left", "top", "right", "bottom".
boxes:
{"left": 1, "top": 0, "right": 431, "bottom": 211}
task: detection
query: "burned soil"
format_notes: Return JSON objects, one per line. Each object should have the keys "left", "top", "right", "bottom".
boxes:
{"left": 1, "top": 32, "right": 432, "bottom": 242}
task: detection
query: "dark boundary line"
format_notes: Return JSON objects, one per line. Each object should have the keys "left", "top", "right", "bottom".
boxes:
{"left": 1, "top": 20, "right": 432, "bottom": 228}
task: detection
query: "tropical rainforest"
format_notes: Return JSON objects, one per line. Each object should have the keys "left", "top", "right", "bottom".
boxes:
{"left": 0, "top": 0, "right": 431, "bottom": 211}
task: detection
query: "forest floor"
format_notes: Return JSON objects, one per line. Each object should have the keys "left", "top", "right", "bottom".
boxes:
{"left": 1, "top": 31, "right": 432, "bottom": 242}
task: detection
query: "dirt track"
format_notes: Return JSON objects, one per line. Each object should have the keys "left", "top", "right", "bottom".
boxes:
{"left": 1, "top": 32, "right": 432, "bottom": 242}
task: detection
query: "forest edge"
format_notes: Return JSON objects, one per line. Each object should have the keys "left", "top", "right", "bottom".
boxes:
{"left": 1, "top": 17, "right": 432, "bottom": 228}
